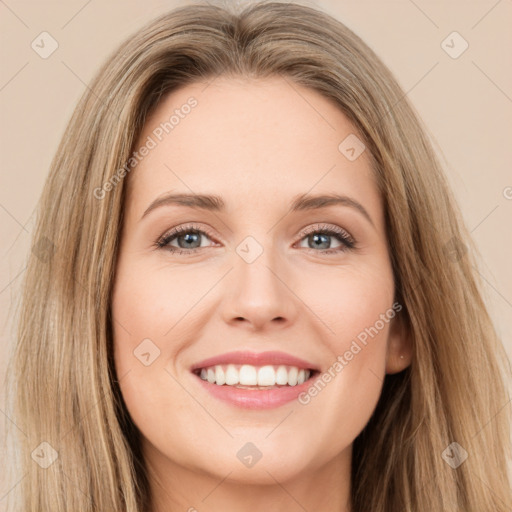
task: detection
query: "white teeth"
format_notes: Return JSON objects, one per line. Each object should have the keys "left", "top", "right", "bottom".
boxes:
{"left": 257, "top": 365, "right": 275, "bottom": 386}
{"left": 197, "top": 364, "right": 313, "bottom": 387}
{"left": 275, "top": 365, "right": 288, "bottom": 385}
{"left": 225, "top": 364, "right": 239, "bottom": 385}
{"left": 239, "top": 365, "right": 258, "bottom": 385}
{"left": 288, "top": 366, "right": 298, "bottom": 386}
{"left": 215, "top": 366, "right": 225, "bottom": 386}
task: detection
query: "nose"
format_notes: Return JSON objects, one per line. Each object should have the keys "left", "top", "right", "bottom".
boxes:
{"left": 221, "top": 245, "right": 298, "bottom": 332}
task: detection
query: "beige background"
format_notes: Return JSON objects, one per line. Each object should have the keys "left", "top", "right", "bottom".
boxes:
{"left": 1, "top": 0, "right": 511, "bottom": 504}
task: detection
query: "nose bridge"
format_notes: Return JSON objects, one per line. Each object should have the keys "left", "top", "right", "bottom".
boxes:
{"left": 224, "top": 232, "right": 296, "bottom": 328}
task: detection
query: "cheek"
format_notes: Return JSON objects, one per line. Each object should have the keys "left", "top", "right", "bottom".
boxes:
{"left": 295, "top": 319, "right": 391, "bottom": 463}
{"left": 292, "top": 264, "right": 394, "bottom": 436}
{"left": 111, "top": 259, "right": 219, "bottom": 437}
{"left": 297, "top": 261, "right": 395, "bottom": 355}
{"left": 112, "top": 261, "right": 211, "bottom": 360}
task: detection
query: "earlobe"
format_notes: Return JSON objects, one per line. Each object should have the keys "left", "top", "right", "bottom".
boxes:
{"left": 385, "top": 316, "right": 413, "bottom": 374}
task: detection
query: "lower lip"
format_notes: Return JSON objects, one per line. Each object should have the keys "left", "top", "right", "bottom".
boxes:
{"left": 192, "top": 373, "right": 317, "bottom": 409}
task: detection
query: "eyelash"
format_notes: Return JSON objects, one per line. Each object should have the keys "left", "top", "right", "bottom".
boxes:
{"left": 154, "top": 223, "right": 356, "bottom": 256}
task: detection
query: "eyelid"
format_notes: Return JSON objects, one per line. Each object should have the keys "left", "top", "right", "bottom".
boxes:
{"left": 297, "top": 223, "right": 354, "bottom": 244}
{"left": 156, "top": 222, "right": 220, "bottom": 248}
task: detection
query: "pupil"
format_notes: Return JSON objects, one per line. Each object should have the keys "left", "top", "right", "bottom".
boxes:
{"left": 179, "top": 232, "right": 200, "bottom": 249}
{"left": 311, "top": 233, "right": 330, "bottom": 249}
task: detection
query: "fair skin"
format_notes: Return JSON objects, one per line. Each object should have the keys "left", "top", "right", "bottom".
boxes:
{"left": 112, "top": 76, "right": 412, "bottom": 512}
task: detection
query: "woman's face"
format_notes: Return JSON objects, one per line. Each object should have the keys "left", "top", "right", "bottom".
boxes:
{"left": 112, "top": 76, "right": 410, "bottom": 487}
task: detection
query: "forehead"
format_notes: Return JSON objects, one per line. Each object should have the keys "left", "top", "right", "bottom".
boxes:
{"left": 125, "top": 76, "right": 381, "bottom": 224}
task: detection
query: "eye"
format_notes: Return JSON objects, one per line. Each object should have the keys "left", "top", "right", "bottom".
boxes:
{"left": 155, "top": 224, "right": 217, "bottom": 254}
{"left": 295, "top": 223, "right": 355, "bottom": 254}
{"left": 155, "top": 222, "right": 356, "bottom": 256}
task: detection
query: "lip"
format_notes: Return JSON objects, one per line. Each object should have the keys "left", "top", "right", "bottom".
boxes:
{"left": 190, "top": 350, "right": 320, "bottom": 372}
{"left": 192, "top": 374, "right": 318, "bottom": 409}
{"left": 189, "top": 350, "right": 320, "bottom": 410}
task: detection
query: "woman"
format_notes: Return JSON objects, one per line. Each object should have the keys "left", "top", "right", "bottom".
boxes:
{"left": 6, "top": 1, "right": 511, "bottom": 511}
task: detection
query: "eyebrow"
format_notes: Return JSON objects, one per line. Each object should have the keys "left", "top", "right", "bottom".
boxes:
{"left": 140, "top": 192, "right": 374, "bottom": 227}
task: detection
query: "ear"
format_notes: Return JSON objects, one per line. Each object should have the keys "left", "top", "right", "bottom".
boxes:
{"left": 385, "top": 311, "right": 412, "bottom": 374}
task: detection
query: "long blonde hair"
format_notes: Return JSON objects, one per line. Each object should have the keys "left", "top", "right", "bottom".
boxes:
{"left": 5, "top": 1, "right": 511, "bottom": 510}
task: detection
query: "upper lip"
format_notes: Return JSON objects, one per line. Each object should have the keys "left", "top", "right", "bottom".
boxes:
{"left": 190, "top": 351, "right": 320, "bottom": 372}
